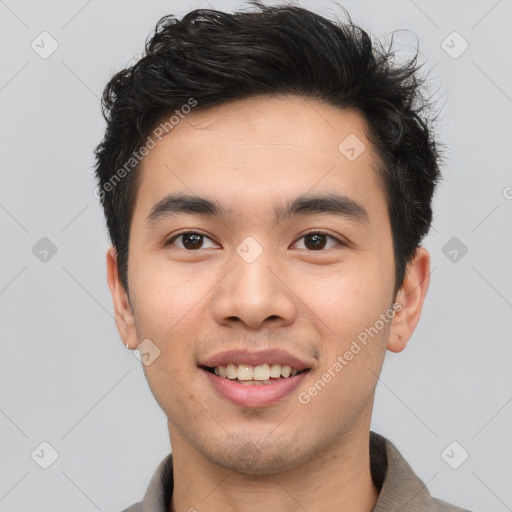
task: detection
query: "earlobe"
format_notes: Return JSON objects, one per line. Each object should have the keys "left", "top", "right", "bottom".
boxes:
{"left": 388, "top": 247, "right": 430, "bottom": 353}
{"left": 388, "top": 333, "right": 408, "bottom": 353}
{"left": 106, "top": 246, "right": 138, "bottom": 349}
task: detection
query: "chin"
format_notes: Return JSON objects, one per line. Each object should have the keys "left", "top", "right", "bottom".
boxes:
{"left": 202, "top": 437, "right": 308, "bottom": 475}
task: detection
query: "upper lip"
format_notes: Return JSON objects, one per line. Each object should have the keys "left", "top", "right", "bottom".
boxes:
{"left": 199, "top": 349, "right": 313, "bottom": 371}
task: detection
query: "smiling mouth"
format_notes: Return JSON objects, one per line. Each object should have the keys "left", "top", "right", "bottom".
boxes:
{"left": 202, "top": 363, "right": 310, "bottom": 385}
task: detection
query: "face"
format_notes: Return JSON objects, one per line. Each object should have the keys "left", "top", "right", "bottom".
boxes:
{"left": 107, "top": 95, "right": 429, "bottom": 475}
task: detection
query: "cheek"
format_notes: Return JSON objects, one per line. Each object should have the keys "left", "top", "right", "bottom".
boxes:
{"left": 130, "top": 264, "right": 207, "bottom": 403}
{"left": 296, "top": 271, "right": 391, "bottom": 423}
{"left": 128, "top": 257, "right": 210, "bottom": 347}
{"left": 294, "top": 257, "right": 393, "bottom": 408}
{"left": 299, "top": 260, "right": 392, "bottom": 339}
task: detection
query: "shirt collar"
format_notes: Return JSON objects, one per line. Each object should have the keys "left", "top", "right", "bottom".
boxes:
{"left": 135, "top": 432, "right": 447, "bottom": 512}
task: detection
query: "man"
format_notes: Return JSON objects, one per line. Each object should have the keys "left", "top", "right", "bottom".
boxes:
{"left": 94, "top": 3, "right": 472, "bottom": 511}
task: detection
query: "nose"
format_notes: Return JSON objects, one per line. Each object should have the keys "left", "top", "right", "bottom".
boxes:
{"left": 212, "top": 247, "right": 297, "bottom": 330}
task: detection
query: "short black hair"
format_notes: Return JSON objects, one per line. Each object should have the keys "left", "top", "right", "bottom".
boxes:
{"left": 94, "top": 2, "right": 441, "bottom": 294}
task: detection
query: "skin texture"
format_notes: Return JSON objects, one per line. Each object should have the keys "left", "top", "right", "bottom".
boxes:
{"left": 106, "top": 95, "right": 430, "bottom": 512}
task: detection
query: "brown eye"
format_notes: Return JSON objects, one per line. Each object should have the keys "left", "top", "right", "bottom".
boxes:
{"left": 167, "top": 232, "right": 217, "bottom": 250}
{"left": 181, "top": 233, "right": 203, "bottom": 249}
{"left": 304, "top": 233, "right": 327, "bottom": 250}
{"left": 293, "top": 232, "right": 341, "bottom": 251}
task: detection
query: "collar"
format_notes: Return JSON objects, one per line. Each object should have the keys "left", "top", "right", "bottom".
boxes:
{"left": 129, "top": 432, "right": 468, "bottom": 512}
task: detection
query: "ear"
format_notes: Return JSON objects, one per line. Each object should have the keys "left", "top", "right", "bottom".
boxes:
{"left": 106, "top": 246, "right": 138, "bottom": 349}
{"left": 387, "top": 247, "right": 430, "bottom": 353}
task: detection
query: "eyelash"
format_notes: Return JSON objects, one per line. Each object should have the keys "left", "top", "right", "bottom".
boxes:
{"left": 165, "top": 230, "right": 345, "bottom": 251}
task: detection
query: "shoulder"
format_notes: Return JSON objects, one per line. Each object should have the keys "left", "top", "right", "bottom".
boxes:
{"left": 370, "top": 432, "right": 474, "bottom": 512}
{"left": 432, "top": 497, "right": 474, "bottom": 512}
{"left": 120, "top": 502, "right": 142, "bottom": 512}
{"left": 118, "top": 452, "right": 174, "bottom": 512}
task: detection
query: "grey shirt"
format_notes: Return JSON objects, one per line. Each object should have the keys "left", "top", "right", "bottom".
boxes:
{"left": 121, "top": 432, "right": 472, "bottom": 512}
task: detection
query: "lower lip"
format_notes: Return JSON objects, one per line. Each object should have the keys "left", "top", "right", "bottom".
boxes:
{"left": 202, "top": 368, "right": 309, "bottom": 408}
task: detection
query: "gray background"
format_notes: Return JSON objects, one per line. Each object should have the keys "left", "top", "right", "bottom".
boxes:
{"left": 1, "top": 0, "right": 511, "bottom": 510}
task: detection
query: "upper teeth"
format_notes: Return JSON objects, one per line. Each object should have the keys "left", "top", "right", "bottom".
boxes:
{"left": 213, "top": 363, "right": 299, "bottom": 380}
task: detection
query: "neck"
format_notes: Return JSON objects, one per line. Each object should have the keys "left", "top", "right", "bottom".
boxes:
{"left": 169, "top": 426, "right": 378, "bottom": 512}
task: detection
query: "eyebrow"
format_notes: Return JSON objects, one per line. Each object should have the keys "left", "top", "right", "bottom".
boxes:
{"left": 146, "top": 192, "right": 369, "bottom": 225}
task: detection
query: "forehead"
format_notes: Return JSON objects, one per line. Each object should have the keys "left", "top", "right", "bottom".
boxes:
{"left": 134, "top": 95, "right": 385, "bottom": 220}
